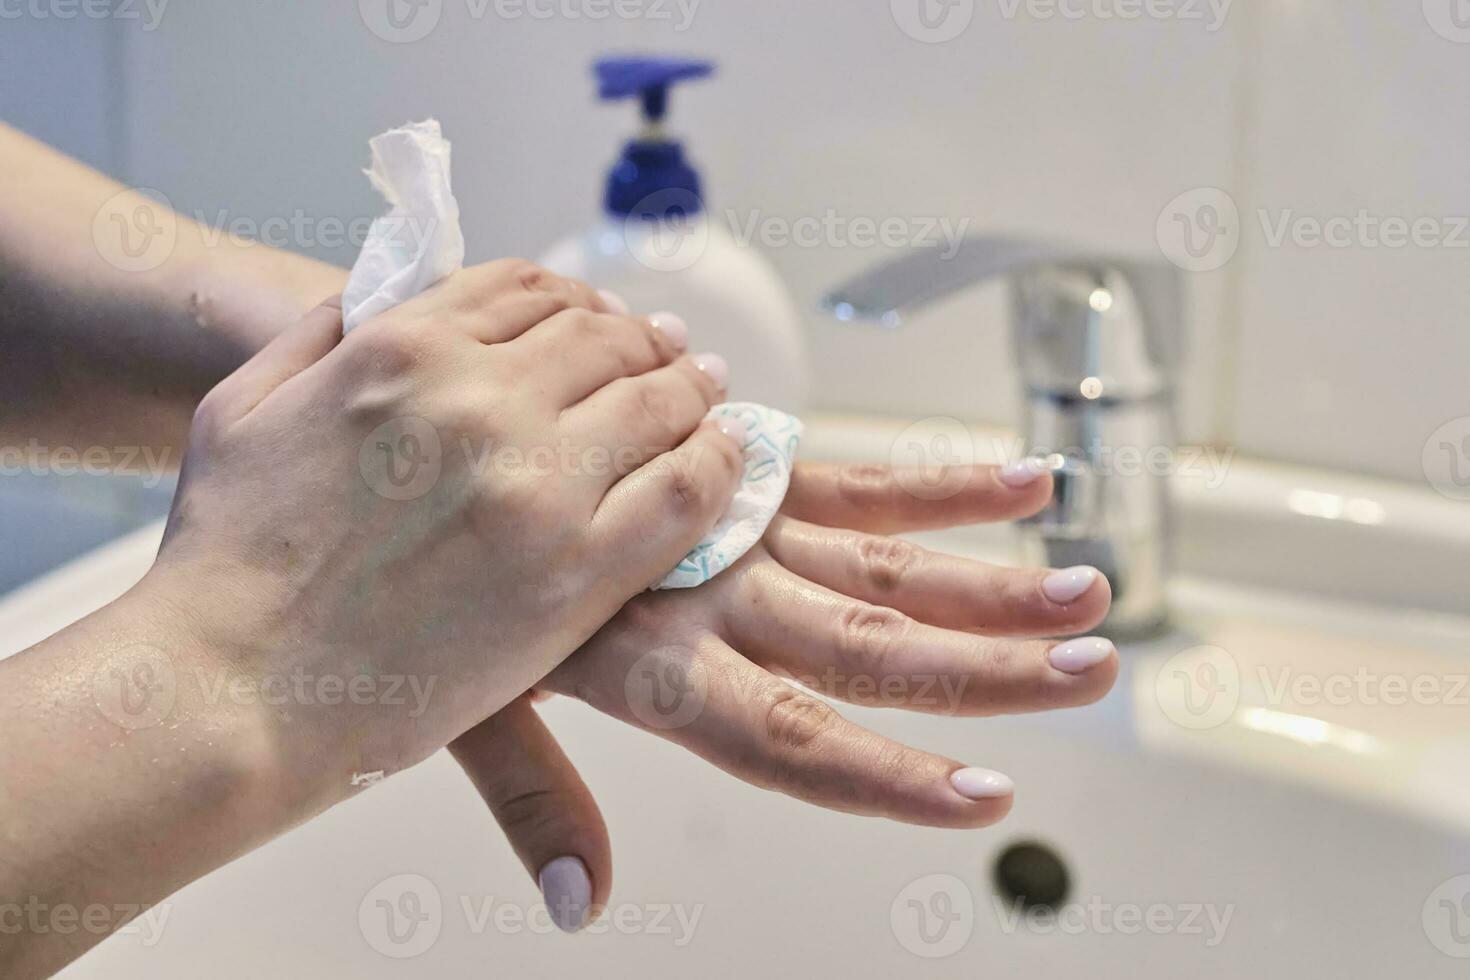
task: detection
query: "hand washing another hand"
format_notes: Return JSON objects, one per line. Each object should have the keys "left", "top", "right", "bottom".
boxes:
{"left": 0, "top": 118, "right": 1122, "bottom": 977}
{"left": 0, "top": 260, "right": 1116, "bottom": 974}
{"left": 147, "top": 259, "right": 744, "bottom": 808}
{"left": 139, "top": 263, "right": 1115, "bottom": 931}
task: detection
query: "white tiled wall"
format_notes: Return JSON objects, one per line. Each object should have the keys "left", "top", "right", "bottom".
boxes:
{"left": 1229, "top": 2, "right": 1470, "bottom": 482}
{"left": 117, "top": 0, "right": 1241, "bottom": 442}
{"left": 0, "top": 10, "right": 176, "bottom": 593}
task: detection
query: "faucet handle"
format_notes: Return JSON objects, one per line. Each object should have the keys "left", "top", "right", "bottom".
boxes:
{"left": 821, "top": 234, "right": 1185, "bottom": 400}
{"left": 821, "top": 235, "right": 1069, "bottom": 325}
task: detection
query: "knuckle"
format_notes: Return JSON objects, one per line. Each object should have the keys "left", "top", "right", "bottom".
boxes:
{"left": 710, "top": 432, "right": 744, "bottom": 480}
{"left": 654, "top": 453, "right": 714, "bottom": 514}
{"left": 630, "top": 384, "right": 677, "bottom": 442}
{"left": 835, "top": 602, "right": 911, "bottom": 672}
{"left": 436, "top": 393, "right": 498, "bottom": 441}
{"left": 562, "top": 307, "right": 600, "bottom": 335}
{"left": 585, "top": 315, "right": 647, "bottom": 375}
{"left": 855, "top": 535, "right": 922, "bottom": 593}
{"left": 615, "top": 592, "right": 681, "bottom": 636}
{"left": 497, "top": 257, "right": 541, "bottom": 283}
{"left": 527, "top": 290, "right": 573, "bottom": 320}
{"left": 489, "top": 787, "right": 561, "bottom": 836}
{"left": 350, "top": 320, "right": 421, "bottom": 375}
{"left": 190, "top": 387, "right": 232, "bottom": 441}
{"left": 763, "top": 688, "right": 839, "bottom": 754}
{"left": 485, "top": 472, "right": 550, "bottom": 522}
{"left": 512, "top": 260, "right": 570, "bottom": 299}
{"left": 632, "top": 318, "right": 668, "bottom": 364}
{"left": 342, "top": 374, "right": 415, "bottom": 429}
{"left": 973, "top": 638, "right": 1025, "bottom": 691}
{"left": 836, "top": 463, "right": 896, "bottom": 506}
{"left": 678, "top": 356, "right": 721, "bottom": 404}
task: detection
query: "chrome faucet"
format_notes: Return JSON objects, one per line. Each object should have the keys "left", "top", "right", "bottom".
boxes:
{"left": 822, "top": 236, "right": 1185, "bottom": 638}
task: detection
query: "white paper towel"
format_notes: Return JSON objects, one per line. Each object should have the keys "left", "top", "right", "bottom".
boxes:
{"left": 342, "top": 119, "right": 465, "bottom": 333}
{"left": 342, "top": 120, "right": 800, "bottom": 589}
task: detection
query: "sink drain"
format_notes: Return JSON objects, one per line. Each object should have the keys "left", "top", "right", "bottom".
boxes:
{"left": 992, "top": 841, "right": 1071, "bottom": 912}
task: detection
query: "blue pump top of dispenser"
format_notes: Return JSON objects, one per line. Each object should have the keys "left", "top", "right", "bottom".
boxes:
{"left": 595, "top": 56, "right": 714, "bottom": 220}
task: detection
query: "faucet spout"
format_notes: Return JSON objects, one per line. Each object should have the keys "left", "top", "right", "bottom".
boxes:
{"left": 822, "top": 235, "right": 1187, "bottom": 639}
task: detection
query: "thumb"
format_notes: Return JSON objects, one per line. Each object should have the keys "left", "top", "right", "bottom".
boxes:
{"left": 200, "top": 295, "right": 344, "bottom": 423}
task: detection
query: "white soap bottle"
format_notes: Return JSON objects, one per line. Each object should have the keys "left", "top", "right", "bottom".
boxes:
{"left": 538, "top": 56, "right": 808, "bottom": 413}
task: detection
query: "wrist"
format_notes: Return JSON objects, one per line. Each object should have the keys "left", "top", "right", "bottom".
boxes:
{"left": 132, "top": 558, "right": 386, "bottom": 821}
{"left": 115, "top": 571, "right": 328, "bottom": 832}
{"left": 0, "top": 575, "right": 315, "bottom": 974}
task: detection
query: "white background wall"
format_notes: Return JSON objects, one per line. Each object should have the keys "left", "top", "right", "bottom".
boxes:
{"left": 0, "top": 7, "right": 173, "bottom": 593}
{"left": 4, "top": 1, "right": 1468, "bottom": 497}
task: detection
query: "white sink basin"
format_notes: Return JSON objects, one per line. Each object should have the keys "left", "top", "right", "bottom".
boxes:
{"left": 3, "top": 417, "right": 1466, "bottom": 978}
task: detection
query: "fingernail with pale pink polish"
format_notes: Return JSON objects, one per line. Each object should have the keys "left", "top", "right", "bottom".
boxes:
{"left": 999, "top": 457, "right": 1050, "bottom": 488}
{"left": 694, "top": 352, "right": 729, "bottom": 390}
{"left": 717, "top": 414, "right": 748, "bottom": 448}
{"left": 539, "top": 856, "right": 593, "bottom": 933}
{"left": 1042, "top": 566, "right": 1100, "bottom": 604}
{"left": 649, "top": 312, "right": 688, "bottom": 350}
{"left": 1048, "top": 637, "right": 1116, "bottom": 675}
{"left": 950, "top": 767, "right": 1014, "bottom": 800}
{"left": 598, "top": 289, "right": 631, "bottom": 315}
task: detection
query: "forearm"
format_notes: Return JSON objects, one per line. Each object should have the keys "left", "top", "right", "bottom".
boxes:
{"left": 0, "top": 575, "right": 304, "bottom": 979}
{"left": 0, "top": 121, "right": 346, "bottom": 465}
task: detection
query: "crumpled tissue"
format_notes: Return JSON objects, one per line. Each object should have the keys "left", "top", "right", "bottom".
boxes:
{"left": 342, "top": 119, "right": 465, "bottom": 333}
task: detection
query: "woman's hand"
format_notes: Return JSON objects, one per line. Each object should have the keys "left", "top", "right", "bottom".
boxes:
{"left": 149, "top": 258, "right": 746, "bottom": 806}
{"left": 0, "top": 259, "right": 745, "bottom": 977}
{"left": 450, "top": 462, "right": 1118, "bottom": 929}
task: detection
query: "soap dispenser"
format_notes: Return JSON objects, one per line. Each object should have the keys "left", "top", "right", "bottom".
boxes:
{"left": 538, "top": 55, "right": 809, "bottom": 412}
